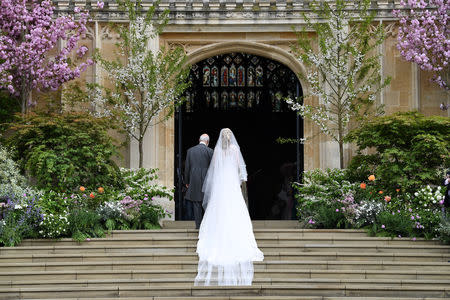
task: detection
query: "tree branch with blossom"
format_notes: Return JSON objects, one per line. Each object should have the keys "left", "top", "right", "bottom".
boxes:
{"left": 394, "top": 0, "right": 449, "bottom": 91}
{"left": 0, "top": 0, "right": 95, "bottom": 114}
{"left": 287, "top": 0, "right": 391, "bottom": 168}
{"left": 86, "top": 0, "right": 190, "bottom": 168}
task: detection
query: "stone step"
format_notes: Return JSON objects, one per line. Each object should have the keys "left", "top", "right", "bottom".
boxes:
{"left": 1, "top": 259, "right": 449, "bottom": 272}
{"left": 1, "top": 284, "right": 449, "bottom": 299}
{"left": 3, "top": 244, "right": 449, "bottom": 255}
{"left": 109, "top": 228, "right": 374, "bottom": 238}
{"left": 1, "top": 251, "right": 449, "bottom": 263}
{"left": 1, "top": 268, "right": 449, "bottom": 281}
{"left": 2, "top": 259, "right": 449, "bottom": 272}
{"left": 18, "top": 297, "right": 450, "bottom": 300}
{"left": 2, "top": 278, "right": 450, "bottom": 289}
{"left": 162, "top": 220, "right": 304, "bottom": 229}
{"left": 18, "top": 236, "right": 440, "bottom": 247}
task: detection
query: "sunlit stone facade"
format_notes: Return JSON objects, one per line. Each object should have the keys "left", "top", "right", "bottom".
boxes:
{"left": 56, "top": 0, "right": 449, "bottom": 190}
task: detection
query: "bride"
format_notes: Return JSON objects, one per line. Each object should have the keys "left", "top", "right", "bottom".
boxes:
{"left": 194, "top": 128, "right": 264, "bottom": 286}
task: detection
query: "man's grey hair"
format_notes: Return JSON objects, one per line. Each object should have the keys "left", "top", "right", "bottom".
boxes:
{"left": 199, "top": 134, "right": 210, "bottom": 143}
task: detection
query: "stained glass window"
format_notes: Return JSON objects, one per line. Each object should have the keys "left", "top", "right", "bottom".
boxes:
{"left": 184, "top": 53, "right": 298, "bottom": 113}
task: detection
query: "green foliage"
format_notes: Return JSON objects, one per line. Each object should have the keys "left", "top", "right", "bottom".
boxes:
{"left": 0, "top": 195, "right": 43, "bottom": 247}
{"left": 120, "top": 168, "right": 173, "bottom": 201}
{"left": 295, "top": 169, "right": 358, "bottom": 228}
{"left": 7, "top": 112, "right": 123, "bottom": 192}
{"left": 0, "top": 145, "right": 37, "bottom": 203}
{"left": 413, "top": 209, "right": 441, "bottom": 239}
{"left": 296, "top": 168, "right": 357, "bottom": 203}
{"left": 68, "top": 209, "right": 105, "bottom": 242}
{"left": 39, "top": 213, "right": 70, "bottom": 239}
{"left": 411, "top": 185, "right": 445, "bottom": 210}
{"left": 0, "top": 91, "right": 20, "bottom": 134}
{"left": 367, "top": 210, "right": 413, "bottom": 238}
{"left": 38, "top": 191, "right": 71, "bottom": 214}
{"left": 299, "top": 199, "right": 349, "bottom": 229}
{"left": 347, "top": 111, "right": 450, "bottom": 194}
{"left": 438, "top": 213, "right": 450, "bottom": 244}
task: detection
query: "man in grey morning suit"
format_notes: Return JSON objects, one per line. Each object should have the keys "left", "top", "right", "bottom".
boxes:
{"left": 184, "top": 134, "right": 214, "bottom": 229}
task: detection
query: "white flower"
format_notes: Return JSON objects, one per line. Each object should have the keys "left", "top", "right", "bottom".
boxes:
{"left": 414, "top": 192, "right": 418, "bottom": 196}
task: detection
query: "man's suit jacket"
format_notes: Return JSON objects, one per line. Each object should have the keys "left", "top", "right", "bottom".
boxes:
{"left": 184, "top": 143, "right": 214, "bottom": 202}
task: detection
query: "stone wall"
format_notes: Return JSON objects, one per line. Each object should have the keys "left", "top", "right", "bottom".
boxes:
{"left": 57, "top": 1, "right": 449, "bottom": 189}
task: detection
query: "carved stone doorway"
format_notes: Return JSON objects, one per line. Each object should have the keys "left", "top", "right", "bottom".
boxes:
{"left": 175, "top": 52, "right": 303, "bottom": 220}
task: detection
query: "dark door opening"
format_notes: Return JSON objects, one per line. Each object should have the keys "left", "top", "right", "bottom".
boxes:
{"left": 175, "top": 53, "right": 303, "bottom": 220}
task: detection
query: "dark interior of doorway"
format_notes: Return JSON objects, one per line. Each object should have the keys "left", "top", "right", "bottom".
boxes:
{"left": 174, "top": 52, "right": 303, "bottom": 220}
{"left": 177, "top": 110, "right": 299, "bottom": 220}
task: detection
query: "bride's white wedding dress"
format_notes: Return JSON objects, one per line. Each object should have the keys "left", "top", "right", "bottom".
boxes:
{"left": 194, "top": 128, "right": 264, "bottom": 286}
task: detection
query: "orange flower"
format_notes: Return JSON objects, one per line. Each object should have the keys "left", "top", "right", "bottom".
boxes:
{"left": 89, "top": 193, "right": 95, "bottom": 199}
{"left": 396, "top": 188, "right": 400, "bottom": 192}
{"left": 384, "top": 196, "right": 391, "bottom": 202}
{"left": 379, "top": 190, "right": 383, "bottom": 194}
{"left": 368, "top": 175, "right": 376, "bottom": 181}
{"left": 98, "top": 187, "right": 104, "bottom": 194}
{"left": 360, "top": 183, "right": 367, "bottom": 189}
{"left": 79, "top": 186, "right": 85, "bottom": 192}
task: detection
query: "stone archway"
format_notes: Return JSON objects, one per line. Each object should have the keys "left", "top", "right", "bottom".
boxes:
{"left": 184, "top": 41, "right": 310, "bottom": 96}
{"left": 175, "top": 49, "right": 305, "bottom": 220}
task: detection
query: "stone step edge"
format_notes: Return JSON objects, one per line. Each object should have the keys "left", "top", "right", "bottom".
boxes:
{"left": 20, "top": 236, "right": 437, "bottom": 242}
{"left": 2, "top": 268, "right": 449, "bottom": 276}
{"left": 114, "top": 228, "right": 368, "bottom": 233}
{"left": 19, "top": 297, "right": 450, "bottom": 300}
{"left": 1, "top": 259, "right": 449, "bottom": 265}
{"left": 0, "top": 260, "right": 450, "bottom": 273}
{"left": 2, "top": 278, "right": 450, "bottom": 287}
{"left": 7, "top": 244, "right": 450, "bottom": 250}
{"left": 1, "top": 252, "right": 449, "bottom": 258}
{"left": 1, "top": 284, "right": 449, "bottom": 292}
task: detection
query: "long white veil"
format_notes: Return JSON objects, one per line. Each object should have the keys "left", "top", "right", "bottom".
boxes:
{"left": 195, "top": 128, "right": 263, "bottom": 286}
{"left": 202, "top": 128, "right": 247, "bottom": 209}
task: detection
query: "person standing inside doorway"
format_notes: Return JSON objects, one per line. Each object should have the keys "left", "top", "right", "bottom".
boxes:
{"left": 185, "top": 134, "right": 214, "bottom": 229}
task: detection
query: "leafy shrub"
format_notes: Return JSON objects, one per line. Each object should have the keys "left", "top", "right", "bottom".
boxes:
{"left": 0, "top": 92, "right": 20, "bottom": 134}
{"left": 354, "top": 200, "right": 384, "bottom": 227}
{"left": 0, "top": 145, "right": 37, "bottom": 203}
{"left": 346, "top": 111, "right": 450, "bottom": 194}
{"left": 295, "top": 169, "right": 358, "bottom": 228}
{"left": 0, "top": 195, "right": 43, "bottom": 246}
{"left": 120, "top": 168, "right": 174, "bottom": 201}
{"left": 7, "top": 112, "right": 123, "bottom": 192}
{"left": 411, "top": 208, "right": 441, "bottom": 239}
{"left": 39, "top": 213, "right": 70, "bottom": 239}
{"left": 68, "top": 209, "right": 105, "bottom": 242}
{"left": 411, "top": 185, "right": 445, "bottom": 210}
{"left": 368, "top": 210, "right": 414, "bottom": 238}
{"left": 438, "top": 214, "right": 450, "bottom": 244}
{"left": 296, "top": 168, "right": 357, "bottom": 203}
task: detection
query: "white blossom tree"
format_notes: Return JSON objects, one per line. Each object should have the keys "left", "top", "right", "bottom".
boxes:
{"left": 287, "top": 0, "right": 391, "bottom": 168}
{"left": 88, "top": 0, "right": 190, "bottom": 167}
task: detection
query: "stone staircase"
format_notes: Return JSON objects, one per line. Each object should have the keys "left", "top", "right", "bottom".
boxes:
{"left": 1, "top": 220, "right": 450, "bottom": 300}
